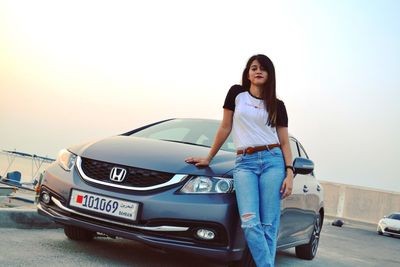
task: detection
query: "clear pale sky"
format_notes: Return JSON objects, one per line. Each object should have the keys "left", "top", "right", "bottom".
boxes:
{"left": 1, "top": 1, "right": 399, "bottom": 191}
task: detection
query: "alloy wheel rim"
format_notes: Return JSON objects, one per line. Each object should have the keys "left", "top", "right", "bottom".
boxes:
{"left": 311, "top": 217, "right": 321, "bottom": 256}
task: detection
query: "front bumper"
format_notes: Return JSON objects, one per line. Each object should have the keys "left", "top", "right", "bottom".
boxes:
{"left": 380, "top": 225, "right": 400, "bottom": 237}
{"left": 37, "top": 163, "right": 245, "bottom": 262}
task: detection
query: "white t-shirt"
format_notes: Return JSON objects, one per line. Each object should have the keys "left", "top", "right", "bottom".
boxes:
{"left": 223, "top": 85, "right": 288, "bottom": 150}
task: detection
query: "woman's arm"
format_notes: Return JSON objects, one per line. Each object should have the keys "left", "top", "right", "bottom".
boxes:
{"left": 277, "top": 126, "right": 294, "bottom": 198}
{"left": 185, "top": 109, "right": 233, "bottom": 167}
{"left": 277, "top": 126, "right": 293, "bottom": 169}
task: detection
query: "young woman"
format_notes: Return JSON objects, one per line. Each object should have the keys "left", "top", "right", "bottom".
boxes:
{"left": 185, "top": 54, "right": 293, "bottom": 267}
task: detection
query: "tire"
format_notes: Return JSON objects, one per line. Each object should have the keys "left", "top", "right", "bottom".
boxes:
{"left": 295, "top": 214, "right": 321, "bottom": 260}
{"left": 64, "top": 225, "right": 95, "bottom": 241}
{"left": 228, "top": 246, "right": 256, "bottom": 267}
{"left": 377, "top": 227, "right": 383, "bottom": 235}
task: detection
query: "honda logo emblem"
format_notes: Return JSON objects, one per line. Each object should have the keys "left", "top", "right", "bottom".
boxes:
{"left": 109, "top": 167, "right": 127, "bottom": 182}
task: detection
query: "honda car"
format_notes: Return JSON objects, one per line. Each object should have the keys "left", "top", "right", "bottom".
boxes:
{"left": 37, "top": 118, "right": 324, "bottom": 266}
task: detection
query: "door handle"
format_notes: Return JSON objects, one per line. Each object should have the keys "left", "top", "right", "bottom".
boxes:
{"left": 317, "top": 185, "right": 321, "bottom": 192}
{"left": 303, "top": 185, "right": 309, "bottom": 193}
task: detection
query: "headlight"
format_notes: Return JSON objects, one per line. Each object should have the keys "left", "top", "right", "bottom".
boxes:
{"left": 180, "top": 176, "right": 234, "bottom": 194}
{"left": 57, "top": 149, "right": 77, "bottom": 171}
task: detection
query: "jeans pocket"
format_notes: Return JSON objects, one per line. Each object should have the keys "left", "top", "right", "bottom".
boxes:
{"left": 270, "top": 147, "right": 283, "bottom": 157}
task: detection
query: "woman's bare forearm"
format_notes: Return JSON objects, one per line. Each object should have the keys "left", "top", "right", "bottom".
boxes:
{"left": 206, "top": 125, "right": 231, "bottom": 161}
{"left": 185, "top": 109, "right": 233, "bottom": 166}
{"left": 280, "top": 141, "right": 293, "bottom": 167}
{"left": 277, "top": 126, "right": 293, "bottom": 176}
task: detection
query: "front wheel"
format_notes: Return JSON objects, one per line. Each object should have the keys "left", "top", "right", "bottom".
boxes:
{"left": 64, "top": 225, "right": 95, "bottom": 241}
{"left": 295, "top": 214, "right": 321, "bottom": 260}
{"left": 377, "top": 227, "right": 383, "bottom": 235}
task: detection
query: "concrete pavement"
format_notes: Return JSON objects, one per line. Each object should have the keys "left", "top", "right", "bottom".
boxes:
{"left": 1, "top": 223, "right": 398, "bottom": 266}
{"left": 0, "top": 204, "right": 376, "bottom": 232}
{"left": 0, "top": 205, "right": 59, "bottom": 229}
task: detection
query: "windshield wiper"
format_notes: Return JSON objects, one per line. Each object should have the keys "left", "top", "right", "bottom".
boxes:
{"left": 159, "top": 139, "right": 210, "bottom": 148}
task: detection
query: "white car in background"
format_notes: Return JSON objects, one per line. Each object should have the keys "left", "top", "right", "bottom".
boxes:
{"left": 377, "top": 212, "right": 400, "bottom": 237}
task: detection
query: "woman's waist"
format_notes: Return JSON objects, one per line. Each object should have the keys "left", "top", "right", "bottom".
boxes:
{"left": 236, "top": 143, "right": 281, "bottom": 155}
{"left": 232, "top": 132, "right": 279, "bottom": 149}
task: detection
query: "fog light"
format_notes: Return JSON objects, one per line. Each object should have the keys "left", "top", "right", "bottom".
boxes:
{"left": 196, "top": 229, "right": 215, "bottom": 240}
{"left": 41, "top": 192, "right": 51, "bottom": 204}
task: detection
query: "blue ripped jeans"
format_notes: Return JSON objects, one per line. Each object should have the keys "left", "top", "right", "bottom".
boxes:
{"left": 233, "top": 147, "right": 285, "bottom": 267}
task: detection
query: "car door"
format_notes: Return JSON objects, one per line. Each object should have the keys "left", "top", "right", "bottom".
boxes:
{"left": 278, "top": 138, "right": 309, "bottom": 246}
{"left": 298, "top": 142, "right": 320, "bottom": 232}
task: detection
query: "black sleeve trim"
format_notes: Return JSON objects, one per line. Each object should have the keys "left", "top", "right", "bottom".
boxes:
{"left": 223, "top": 85, "right": 244, "bottom": 111}
{"left": 276, "top": 100, "right": 288, "bottom": 127}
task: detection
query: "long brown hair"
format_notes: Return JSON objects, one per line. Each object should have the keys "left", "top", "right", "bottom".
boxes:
{"left": 241, "top": 54, "right": 278, "bottom": 127}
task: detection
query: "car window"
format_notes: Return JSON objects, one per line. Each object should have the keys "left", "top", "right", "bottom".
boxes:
{"left": 290, "top": 139, "right": 300, "bottom": 158}
{"left": 130, "top": 119, "right": 236, "bottom": 152}
{"left": 147, "top": 127, "right": 190, "bottom": 140}
{"left": 389, "top": 214, "right": 400, "bottom": 220}
{"left": 196, "top": 134, "right": 211, "bottom": 146}
{"left": 294, "top": 139, "right": 314, "bottom": 176}
{"left": 298, "top": 143, "right": 309, "bottom": 159}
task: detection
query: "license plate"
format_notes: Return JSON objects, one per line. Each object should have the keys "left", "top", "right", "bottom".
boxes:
{"left": 69, "top": 189, "right": 139, "bottom": 221}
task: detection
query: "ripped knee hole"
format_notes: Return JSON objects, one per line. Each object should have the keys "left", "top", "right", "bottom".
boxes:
{"left": 241, "top": 213, "right": 256, "bottom": 222}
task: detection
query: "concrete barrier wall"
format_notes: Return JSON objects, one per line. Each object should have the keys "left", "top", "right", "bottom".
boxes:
{"left": 320, "top": 180, "right": 400, "bottom": 224}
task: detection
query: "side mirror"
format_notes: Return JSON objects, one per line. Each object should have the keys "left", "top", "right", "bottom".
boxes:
{"left": 293, "top": 157, "right": 314, "bottom": 175}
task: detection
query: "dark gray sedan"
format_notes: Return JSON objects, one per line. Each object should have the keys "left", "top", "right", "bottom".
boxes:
{"left": 37, "top": 118, "right": 324, "bottom": 266}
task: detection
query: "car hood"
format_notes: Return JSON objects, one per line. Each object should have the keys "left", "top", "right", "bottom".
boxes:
{"left": 382, "top": 218, "right": 400, "bottom": 227}
{"left": 69, "top": 136, "right": 235, "bottom": 177}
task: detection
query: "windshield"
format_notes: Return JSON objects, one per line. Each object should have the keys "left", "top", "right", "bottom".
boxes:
{"left": 389, "top": 214, "right": 400, "bottom": 220}
{"left": 129, "top": 119, "right": 236, "bottom": 152}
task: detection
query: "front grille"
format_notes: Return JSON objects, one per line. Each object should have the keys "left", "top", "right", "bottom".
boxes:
{"left": 80, "top": 157, "right": 175, "bottom": 188}
{"left": 385, "top": 227, "right": 400, "bottom": 234}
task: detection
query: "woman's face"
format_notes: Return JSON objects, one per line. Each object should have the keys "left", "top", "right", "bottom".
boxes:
{"left": 247, "top": 59, "right": 268, "bottom": 86}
